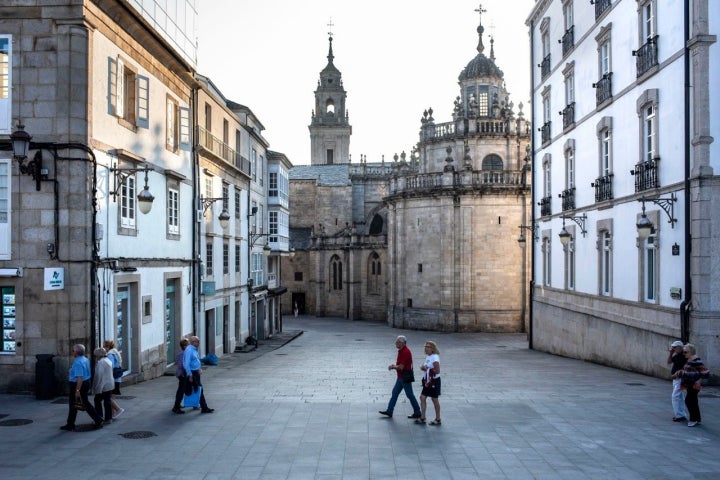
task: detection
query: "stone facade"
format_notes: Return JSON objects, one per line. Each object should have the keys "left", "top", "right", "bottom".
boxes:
{"left": 284, "top": 12, "right": 531, "bottom": 333}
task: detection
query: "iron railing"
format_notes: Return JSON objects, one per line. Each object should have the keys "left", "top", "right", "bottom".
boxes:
{"left": 592, "top": 174, "right": 613, "bottom": 202}
{"left": 633, "top": 35, "right": 659, "bottom": 77}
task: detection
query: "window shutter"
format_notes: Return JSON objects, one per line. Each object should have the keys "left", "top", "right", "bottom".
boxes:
{"left": 108, "top": 57, "right": 117, "bottom": 116}
{"left": 137, "top": 75, "right": 149, "bottom": 129}
{"left": 116, "top": 58, "right": 125, "bottom": 118}
{"left": 179, "top": 107, "right": 190, "bottom": 149}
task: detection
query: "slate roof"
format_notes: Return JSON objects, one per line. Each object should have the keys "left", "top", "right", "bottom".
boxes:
{"left": 289, "top": 165, "right": 350, "bottom": 186}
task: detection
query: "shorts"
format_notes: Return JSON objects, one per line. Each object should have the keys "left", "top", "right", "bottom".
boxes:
{"left": 421, "top": 377, "right": 441, "bottom": 398}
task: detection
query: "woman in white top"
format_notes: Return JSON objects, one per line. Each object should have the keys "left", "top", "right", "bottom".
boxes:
{"left": 416, "top": 340, "right": 441, "bottom": 425}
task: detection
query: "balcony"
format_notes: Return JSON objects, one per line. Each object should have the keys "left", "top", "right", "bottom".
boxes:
{"left": 561, "top": 103, "right": 575, "bottom": 130}
{"left": 594, "top": 0, "right": 612, "bottom": 20}
{"left": 633, "top": 35, "right": 659, "bottom": 77}
{"left": 560, "top": 26, "right": 574, "bottom": 56}
{"left": 593, "top": 73, "right": 613, "bottom": 106}
{"left": 539, "top": 121, "right": 552, "bottom": 145}
{"left": 538, "top": 195, "right": 552, "bottom": 217}
{"left": 196, "top": 126, "right": 251, "bottom": 178}
{"left": 559, "top": 188, "right": 576, "bottom": 211}
{"left": 632, "top": 158, "right": 660, "bottom": 192}
{"left": 539, "top": 54, "right": 551, "bottom": 79}
{"left": 592, "top": 174, "right": 613, "bottom": 202}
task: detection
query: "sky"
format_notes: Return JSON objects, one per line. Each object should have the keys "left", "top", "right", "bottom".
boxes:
{"left": 197, "top": 0, "right": 535, "bottom": 166}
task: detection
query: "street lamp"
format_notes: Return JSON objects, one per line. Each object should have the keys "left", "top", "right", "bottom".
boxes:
{"left": 110, "top": 163, "right": 155, "bottom": 214}
{"left": 636, "top": 194, "right": 677, "bottom": 239}
{"left": 200, "top": 196, "right": 230, "bottom": 229}
{"left": 10, "top": 123, "right": 31, "bottom": 160}
{"left": 517, "top": 224, "right": 538, "bottom": 244}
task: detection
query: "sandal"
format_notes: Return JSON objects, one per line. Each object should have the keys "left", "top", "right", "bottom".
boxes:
{"left": 414, "top": 417, "right": 426, "bottom": 424}
{"left": 429, "top": 419, "right": 441, "bottom": 425}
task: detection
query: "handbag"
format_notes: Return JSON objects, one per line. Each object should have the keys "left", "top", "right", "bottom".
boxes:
{"left": 401, "top": 368, "right": 415, "bottom": 384}
{"left": 73, "top": 399, "right": 86, "bottom": 411}
{"left": 183, "top": 385, "right": 202, "bottom": 408}
{"left": 113, "top": 366, "right": 123, "bottom": 379}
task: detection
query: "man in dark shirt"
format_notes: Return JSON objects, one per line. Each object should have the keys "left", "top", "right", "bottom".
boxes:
{"left": 379, "top": 335, "right": 421, "bottom": 419}
{"left": 668, "top": 340, "right": 687, "bottom": 422}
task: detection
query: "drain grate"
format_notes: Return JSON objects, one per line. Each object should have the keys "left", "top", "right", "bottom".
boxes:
{"left": 119, "top": 430, "right": 157, "bottom": 439}
{"left": 0, "top": 419, "right": 33, "bottom": 426}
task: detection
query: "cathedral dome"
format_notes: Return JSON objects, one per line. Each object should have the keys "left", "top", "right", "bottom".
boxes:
{"left": 459, "top": 53, "right": 504, "bottom": 81}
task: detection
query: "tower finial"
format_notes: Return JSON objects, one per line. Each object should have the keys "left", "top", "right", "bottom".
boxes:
{"left": 490, "top": 36, "right": 495, "bottom": 62}
{"left": 327, "top": 17, "right": 335, "bottom": 63}
{"left": 474, "top": 3, "right": 486, "bottom": 54}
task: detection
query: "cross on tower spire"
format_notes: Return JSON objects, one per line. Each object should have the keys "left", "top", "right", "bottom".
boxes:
{"left": 474, "top": 3, "right": 487, "bottom": 54}
{"left": 326, "top": 17, "right": 335, "bottom": 63}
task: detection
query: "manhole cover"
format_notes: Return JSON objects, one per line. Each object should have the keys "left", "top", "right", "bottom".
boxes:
{"left": 119, "top": 431, "right": 157, "bottom": 439}
{"left": 625, "top": 382, "right": 645, "bottom": 386}
{"left": 0, "top": 419, "right": 33, "bottom": 426}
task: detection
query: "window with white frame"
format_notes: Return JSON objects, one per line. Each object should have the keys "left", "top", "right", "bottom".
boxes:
{"left": 565, "top": 142, "right": 575, "bottom": 191}
{"left": 258, "top": 204, "right": 264, "bottom": 234}
{"left": 0, "top": 159, "right": 11, "bottom": 258}
{"left": 223, "top": 242, "right": 229, "bottom": 275}
{"left": 108, "top": 56, "right": 149, "bottom": 129}
{"left": 565, "top": 70, "right": 574, "bottom": 106}
{"left": 251, "top": 200, "right": 257, "bottom": 233}
{"left": 565, "top": 234, "right": 575, "bottom": 290}
{"left": 269, "top": 211, "right": 278, "bottom": 242}
{"left": 543, "top": 156, "right": 551, "bottom": 198}
{"left": 600, "top": 128, "right": 611, "bottom": 177}
{"left": 599, "top": 228, "right": 612, "bottom": 296}
{"left": 204, "top": 176, "right": 213, "bottom": 200}
{"left": 251, "top": 252, "right": 264, "bottom": 286}
{"left": 269, "top": 172, "right": 278, "bottom": 197}
{"left": 599, "top": 37, "right": 611, "bottom": 76}
{"left": 205, "top": 241, "right": 213, "bottom": 276}
{"left": 542, "top": 235, "right": 551, "bottom": 287}
{"left": 637, "top": 90, "right": 659, "bottom": 163}
{"left": 0, "top": 35, "right": 11, "bottom": 133}
{"left": 222, "top": 184, "right": 229, "bottom": 211}
{"left": 563, "top": 0, "right": 573, "bottom": 31}
{"left": 251, "top": 148, "right": 257, "bottom": 182}
{"left": 119, "top": 174, "right": 136, "bottom": 230}
{"left": 258, "top": 155, "right": 264, "bottom": 186}
{"left": 640, "top": 0, "right": 656, "bottom": 40}
{"left": 166, "top": 96, "right": 179, "bottom": 152}
{"left": 167, "top": 187, "right": 179, "bottom": 236}
{"left": 642, "top": 231, "right": 657, "bottom": 302}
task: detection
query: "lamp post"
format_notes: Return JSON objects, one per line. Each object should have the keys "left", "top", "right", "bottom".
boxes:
{"left": 200, "top": 196, "right": 231, "bottom": 229}
{"left": 109, "top": 163, "right": 155, "bottom": 214}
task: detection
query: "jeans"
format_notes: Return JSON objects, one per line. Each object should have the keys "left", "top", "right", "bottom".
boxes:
{"left": 386, "top": 378, "right": 421, "bottom": 415}
{"left": 671, "top": 378, "right": 687, "bottom": 419}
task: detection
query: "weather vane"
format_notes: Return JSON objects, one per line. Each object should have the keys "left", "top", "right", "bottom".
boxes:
{"left": 327, "top": 17, "right": 335, "bottom": 38}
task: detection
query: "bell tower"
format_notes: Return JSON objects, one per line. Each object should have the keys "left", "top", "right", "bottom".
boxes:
{"left": 309, "top": 28, "right": 351, "bottom": 165}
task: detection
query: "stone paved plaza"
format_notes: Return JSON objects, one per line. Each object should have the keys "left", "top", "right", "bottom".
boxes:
{"left": 0, "top": 316, "right": 718, "bottom": 479}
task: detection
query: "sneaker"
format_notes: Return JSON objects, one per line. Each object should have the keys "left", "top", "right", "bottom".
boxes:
{"left": 378, "top": 410, "right": 392, "bottom": 418}
{"left": 172, "top": 408, "right": 185, "bottom": 414}
{"left": 687, "top": 421, "right": 698, "bottom": 427}
{"left": 408, "top": 413, "right": 422, "bottom": 419}
{"left": 200, "top": 408, "right": 215, "bottom": 414}
{"left": 112, "top": 408, "right": 125, "bottom": 419}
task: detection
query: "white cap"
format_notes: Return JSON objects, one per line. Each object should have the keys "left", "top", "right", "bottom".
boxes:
{"left": 670, "top": 340, "right": 684, "bottom": 348}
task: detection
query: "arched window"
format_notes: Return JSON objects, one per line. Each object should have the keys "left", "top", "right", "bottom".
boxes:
{"left": 367, "top": 252, "right": 382, "bottom": 294}
{"left": 482, "top": 154, "right": 503, "bottom": 170}
{"left": 326, "top": 99, "right": 335, "bottom": 115}
{"left": 330, "top": 255, "right": 342, "bottom": 290}
{"left": 369, "top": 214, "right": 383, "bottom": 235}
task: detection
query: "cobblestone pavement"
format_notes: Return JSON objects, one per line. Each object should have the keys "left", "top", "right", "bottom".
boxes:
{"left": 1, "top": 316, "right": 718, "bottom": 479}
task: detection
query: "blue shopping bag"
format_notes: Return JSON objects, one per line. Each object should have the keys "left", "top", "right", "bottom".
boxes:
{"left": 183, "top": 385, "right": 202, "bottom": 408}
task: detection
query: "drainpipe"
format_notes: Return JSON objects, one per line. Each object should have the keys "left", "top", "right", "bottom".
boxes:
{"left": 528, "top": 19, "right": 536, "bottom": 350}
{"left": 680, "top": 0, "right": 691, "bottom": 343}
{"left": 191, "top": 85, "right": 199, "bottom": 336}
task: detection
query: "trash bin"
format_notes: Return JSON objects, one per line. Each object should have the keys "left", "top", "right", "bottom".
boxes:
{"left": 35, "top": 354, "right": 58, "bottom": 400}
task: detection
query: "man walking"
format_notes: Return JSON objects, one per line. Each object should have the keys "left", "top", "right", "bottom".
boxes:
{"left": 183, "top": 336, "right": 214, "bottom": 413}
{"left": 379, "top": 335, "right": 421, "bottom": 419}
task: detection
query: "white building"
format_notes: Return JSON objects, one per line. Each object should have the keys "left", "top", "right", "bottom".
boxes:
{"left": 527, "top": 0, "right": 718, "bottom": 379}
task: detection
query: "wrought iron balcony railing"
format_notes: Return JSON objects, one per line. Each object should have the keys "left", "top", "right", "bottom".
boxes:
{"left": 538, "top": 195, "right": 552, "bottom": 217}
{"left": 561, "top": 102, "right": 575, "bottom": 130}
{"left": 593, "top": 73, "right": 613, "bottom": 106}
{"left": 539, "top": 54, "right": 551, "bottom": 79}
{"left": 561, "top": 26, "right": 575, "bottom": 56}
{"left": 633, "top": 35, "right": 659, "bottom": 77}
{"left": 196, "top": 126, "right": 251, "bottom": 178}
{"left": 559, "top": 188, "right": 576, "bottom": 211}
{"left": 631, "top": 158, "right": 660, "bottom": 192}
{"left": 594, "top": 0, "right": 612, "bottom": 19}
{"left": 540, "top": 121, "right": 552, "bottom": 145}
{"left": 592, "top": 174, "right": 613, "bottom": 202}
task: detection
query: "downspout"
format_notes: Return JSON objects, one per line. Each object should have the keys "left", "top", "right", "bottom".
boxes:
{"left": 680, "top": 0, "right": 691, "bottom": 343}
{"left": 528, "top": 19, "right": 536, "bottom": 350}
{"left": 191, "top": 85, "right": 199, "bottom": 336}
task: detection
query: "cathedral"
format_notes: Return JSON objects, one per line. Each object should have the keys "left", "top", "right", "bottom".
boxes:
{"left": 283, "top": 9, "right": 532, "bottom": 332}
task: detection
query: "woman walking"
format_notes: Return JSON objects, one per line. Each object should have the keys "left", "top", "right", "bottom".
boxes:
{"left": 673, "top": 343, "right": 710, "bottom": 427}
{"left": 417, "top": 340, "right": 441, "bottom": 426}
{"left": 103, "top": 339, "right": 124, "bottom": 419}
